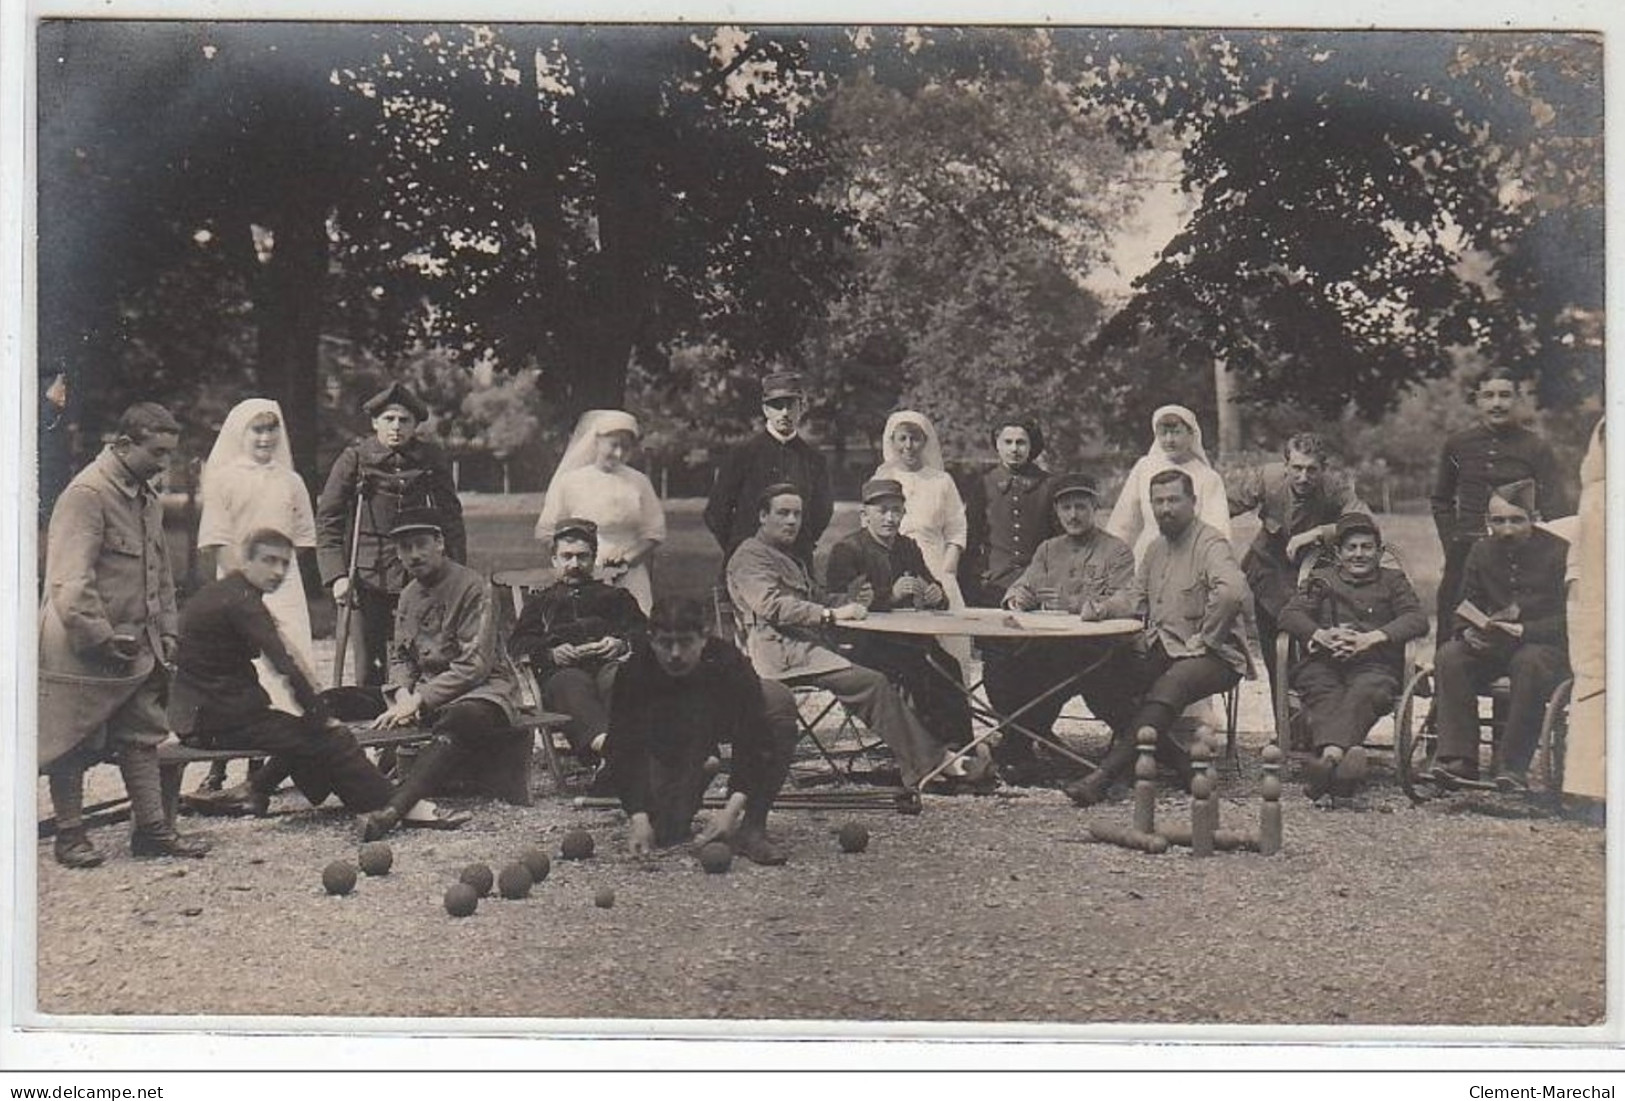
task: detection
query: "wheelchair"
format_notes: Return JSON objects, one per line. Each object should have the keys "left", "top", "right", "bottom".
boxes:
{"left": 1269, "top": 543, "right": 1416, "bottom": 766}
{"left": 1392, "top": 661, "right": 1571, "bottom": 804}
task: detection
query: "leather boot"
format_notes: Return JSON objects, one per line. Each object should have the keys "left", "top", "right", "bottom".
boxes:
{"left": 130, "top": 824, "right": 211, "bottom": 858}
{"left": 53, "top": 826, "right": 104, "bottom": 869}
{"left": 361, "top": 737, "right": 463, "bottom": 840}
{"left": 1064, "top": 737, "right": 1136, "bottom": 807}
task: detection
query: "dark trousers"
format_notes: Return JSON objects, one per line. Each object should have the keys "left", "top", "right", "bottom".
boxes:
{"left": 646, "top": 681, "right": 799, "bottom": 847}
{"left": 183, "top": 711, "right": 394, "bottom": 812}
{"left": 539, "top": 664, "right": 618, "bottom": 756}
{"left": 1255, "top": 602, "right": 1284, "bottom": 705}
{"left": 845, "top": 637, "right": 973, "bottom": 748}
{"left": 391, "top": 698, "right": 523, "bottom": 808}
{"left": 1291, "top": 656, "right": 1399, "bottom": 751}
{"left": 1093, "top": 643, "right": 1241, "bottom": 784}
{"left": 347, "top": 584, "right": 399, "bottom": 688}
{"left": 982, "top": 639, "right": 1137, "bottom": 764}
{"left": 1434, "top": 639, "right": 1569, "bottom": 774}
{"left": 1435, "top": 538, "right": 1473, "bottom": 644}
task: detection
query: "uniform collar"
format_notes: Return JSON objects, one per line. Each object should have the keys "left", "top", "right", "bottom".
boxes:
{"left": 97, "top": 446, "right": 153, "bottom": 500}
{"left": 993, "top": 464, "right": 1041, "bottom": 493}
{"left": 764, "top": 425, "right": 800, "bottom": 445}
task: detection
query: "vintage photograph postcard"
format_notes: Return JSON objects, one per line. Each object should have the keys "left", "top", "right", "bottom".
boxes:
{"left": 6, "top": 0, "right": 1619, "bottom": 1067}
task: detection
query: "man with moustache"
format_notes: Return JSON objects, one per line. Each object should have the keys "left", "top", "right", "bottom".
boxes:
{"left": 705, "top": 372, "right": 835, "bottom": 567}
{"left": 981, "top": 474, "right": 1141, "bottom": 785}
{"left": 356, "top": 507, "right": 522, "bottom": 840}
{"left": 38, "top": 402, "right": 210, "bottom": 866}
{"left": 508, "top": 518, "right": 647, "bottom": 781}
{"left": 1066, "top": 469, "right": 1252, "bottom": 807}
{"left": 1430, "top": 368, "right": 1566, "bottom": 643}
{"left": 1429, "top": 480, "right": 1569, "bottom": 792}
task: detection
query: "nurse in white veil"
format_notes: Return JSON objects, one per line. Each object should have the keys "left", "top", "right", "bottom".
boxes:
{"left": 535, "top": 409, "right": 667, "bottom": 612}
{"left": 197, "top": 398, "right": 319, "bottom": 712}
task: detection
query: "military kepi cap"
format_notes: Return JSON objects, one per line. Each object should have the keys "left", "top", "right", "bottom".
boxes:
{"left": 363, "top": 381, "right": 428, "bottom": 421}
{"left": 552, "top": 517, "right": 600, "bottom": 544}
{"left": 388, "top": 506, "right": 444, "bottom": 539}
{"left": 1491, "top": 478, "right": 1538, "bottom": 516}
{"left": 1334, "top": 511, "right": 1382, "bottom": 544}
{"left": 1052, "top": 473, "right": 1101, "bottom": 502}
{"left": 860, "top": 478, "right": 906, "bottom": 504}
{"left": 761, "top": 371, "right": 807, "bottom": 402}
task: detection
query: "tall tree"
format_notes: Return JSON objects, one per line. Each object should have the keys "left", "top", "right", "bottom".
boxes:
{"left": 1074, "top": 29, "right": 1603, "bottom": 430}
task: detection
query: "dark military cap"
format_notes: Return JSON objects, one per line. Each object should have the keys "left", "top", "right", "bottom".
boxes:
{"left": 860, "top": 478, "right": 906, "bottom": 504}
{"left": 388, "top": 506, "right": 444, "bottom": 539}
{"left": 1334, "top": 512, "right": 1382, "bottom": 544}
{"left": 761, "top": 372, "right": 807, "bottom": 402}
{"left": 363, "top": 382, "right": 428, "bottom": 421}
{"left": 1491, "top": 478, "right": 1538, "bottom": 516}
{"left": 1051, "top": 473, "right": 1101, "bottom": 502}
{"left": 552, "top": 517, "right": 600, "bottom": 545}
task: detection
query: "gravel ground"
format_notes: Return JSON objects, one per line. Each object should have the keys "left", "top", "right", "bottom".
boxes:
{"left": 33, "top": 667, "right": 1606, "bottom": 1027}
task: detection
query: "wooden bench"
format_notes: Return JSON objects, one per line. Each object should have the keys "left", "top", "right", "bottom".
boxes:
{"left": 159, "top": 706, "right": 572, "bottom": 823}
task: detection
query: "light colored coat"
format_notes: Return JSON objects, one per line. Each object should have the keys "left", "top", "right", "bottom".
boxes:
{"left": 37, "top": 447, "right": 178, "bottom": 768}
{"left": 726, "top": 535, "right": 849, "bottom": 681}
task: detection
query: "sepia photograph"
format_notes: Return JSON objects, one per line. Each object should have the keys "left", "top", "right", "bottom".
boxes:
{"left": 10, "top": 6, "right": 1615, "bottom": 1054}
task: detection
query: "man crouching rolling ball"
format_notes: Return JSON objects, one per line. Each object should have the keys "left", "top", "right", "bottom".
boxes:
{"left": 605, "top": 596, "right": 800, "bottom": 865}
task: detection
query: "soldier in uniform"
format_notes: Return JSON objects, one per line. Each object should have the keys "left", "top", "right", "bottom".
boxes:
{"left": 1430, "top": 367, "right": 1566, "bottom": 642}
{"left": 316, "top": 382, "right": 466, "bottom": 687}
{"left": 704, "top": 371, "right": 835, "bottom": 567}
{"left": 38, "top": 402, "right": 210, "bottom": 866}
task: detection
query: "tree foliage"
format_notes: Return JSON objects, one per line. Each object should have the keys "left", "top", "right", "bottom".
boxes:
{"left": 1074, "top": 29, "right": 1603, "bottom": 423}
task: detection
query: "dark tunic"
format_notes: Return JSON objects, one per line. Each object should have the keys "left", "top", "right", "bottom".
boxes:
{"left": 1431, "top": 423, "right": 1566, "bottom": 548}
{"left": 168, "top": 573, "right": 328, "bottom": 734}
{"left": 1277, "top": 565, "right": 1429, "bottom": 677}
{"left": 508, "top": 579, "right": 648, "bottom": 673}
{"left": 960, "top": 463, "right": 1057, "bottom": 604}
{"left": 316, "top": 435, "right": 467, "bottom": 595}
{"left": 1456, "top": 529, "right": 1569, "bottom": 649}
{"left": 608, "top": 637, "right": 780, "bottom": 837}
{"left": 704, "top": 431, "right": 834, "bottom": 562}
{"left": 825, "top": 529, "right": 942, "bottom": 610}
{"left": 824, "top": 528, "right": 972, "bottom": 746}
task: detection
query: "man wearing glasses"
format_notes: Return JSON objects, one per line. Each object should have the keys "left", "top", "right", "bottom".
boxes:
{"left": 705, "top": 371, "right": 835, "bottom": 567}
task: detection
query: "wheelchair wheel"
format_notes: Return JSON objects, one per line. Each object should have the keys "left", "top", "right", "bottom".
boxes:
{"left": 1394, "top": 666, "right": 1438, "bottom": 803}
{"left": 1531, "top": 677, "right": 1574, "bottom": 797}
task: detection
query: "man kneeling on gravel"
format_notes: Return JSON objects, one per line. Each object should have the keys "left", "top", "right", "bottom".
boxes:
{"left": 606, "top": 596, "right": 799, "bottom": 865}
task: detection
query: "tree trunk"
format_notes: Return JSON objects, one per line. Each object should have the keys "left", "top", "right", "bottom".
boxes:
{"left": 255, "top": 203, "right": 327, "bottom": 493}
{"left": 1213, "top": 356, "right": 1243, "bottom": 461}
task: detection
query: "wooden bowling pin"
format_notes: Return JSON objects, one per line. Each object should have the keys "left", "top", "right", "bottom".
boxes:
{"left": 1190, "top": 742, "right": 1214, "bottom": 858}
{"left": 1132, "top": 726, "right": 1158, "bottom": 835}
{"left": 1089, "top": 822, "right": 1170, "bottom": 854}
{"left": 1259, "top": 744, "right": 1283, "bottom": 856}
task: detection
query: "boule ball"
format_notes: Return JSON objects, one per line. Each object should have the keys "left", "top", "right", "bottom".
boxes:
{"left": 497, "top": 861, "right": 534, "bottom": 900}
{"left": 322, "top": 860, "right": 358, "bottom": 896}
{"left": 357, "top": 842, "right": 393, "bottom": 877}
{"left": 837, "top": 822, "right": 870, "bottom": 854}
{"left": 458, "top": 862, "right": 495, "bottom": 897}
{"left": 519, "top": 846, "right": 551, "bottom": 882}
{"left": 444, "top": 882, "right": 479, "bottom": 918}
{"left": 594, "top": 887, "right": 616, "bottom": 909}
{"left": 698, "top": 841, "right": 734, "bottom": 874}
{"left": 560, "top": 829, "right": 595, "bottom": 861}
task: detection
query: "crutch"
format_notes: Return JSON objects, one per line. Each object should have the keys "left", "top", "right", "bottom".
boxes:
{"left": 331, "top": 470, "right": 368, "bottom": 687}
